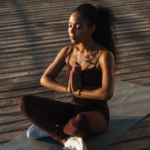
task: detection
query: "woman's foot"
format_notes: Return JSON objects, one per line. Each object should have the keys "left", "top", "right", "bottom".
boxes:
{"left": 75, "top": 136, "right": 87, "bottom": 150}
{"left": 27, "top": 125, "right": 50, "bottom": 139}
{"left": 63, "top": 136, "right": 87, "bottom": 150}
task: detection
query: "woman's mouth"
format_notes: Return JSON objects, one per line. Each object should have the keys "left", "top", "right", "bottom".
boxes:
{"left": 70, "top": 36, "right": 75, "bottom": 40}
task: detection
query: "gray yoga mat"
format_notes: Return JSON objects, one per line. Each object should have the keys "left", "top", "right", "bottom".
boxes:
{"left": 1, "top": 80, "right": 150, "bottom": 150}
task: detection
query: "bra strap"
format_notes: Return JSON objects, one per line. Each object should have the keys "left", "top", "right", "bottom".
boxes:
{"left": 95, "top": 50, "right": 104, "bottom": 66}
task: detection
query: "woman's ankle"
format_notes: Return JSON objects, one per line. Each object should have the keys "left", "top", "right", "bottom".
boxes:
{"left": 61, "top": 137, "right": 68, "bottom": 145}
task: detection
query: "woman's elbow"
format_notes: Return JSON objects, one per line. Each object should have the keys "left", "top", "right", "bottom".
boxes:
{"left": 40, "top": 76, "right": 45, "bottom": 85}
{"left": 102, "top": 92, "right": 113, "bottom": 101}
{"left": 106, "top": 92, "right": 114, "bottom": 101}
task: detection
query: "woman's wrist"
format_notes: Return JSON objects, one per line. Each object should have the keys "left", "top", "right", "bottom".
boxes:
{"left": 72, "top": 88, "right": 84, "bottom": 98}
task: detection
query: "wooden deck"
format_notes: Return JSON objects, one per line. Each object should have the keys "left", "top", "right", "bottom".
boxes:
{"left": 0, "top": 0, "right": 150, "bottom": 149}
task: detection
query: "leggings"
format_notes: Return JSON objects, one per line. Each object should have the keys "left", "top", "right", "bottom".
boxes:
{"left": 19, "top": 94, "right": 108, "bottom": 144}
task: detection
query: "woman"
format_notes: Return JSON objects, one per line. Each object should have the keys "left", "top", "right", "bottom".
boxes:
{"left": 19, "top": 3, "right": 118, "bottom": 150}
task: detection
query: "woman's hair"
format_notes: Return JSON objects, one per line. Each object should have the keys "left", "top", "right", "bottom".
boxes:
{"left": 73, "top": 3, "right": 120, "bottom": 70}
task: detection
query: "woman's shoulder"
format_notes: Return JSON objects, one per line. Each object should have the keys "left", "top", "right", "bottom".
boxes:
{"left": 98, "top": 49, "right": 114, "bottom": 70}
{"left": 61, "top": 45, "right": 74, "bottom": 64}
{"left": 61, "top": 45, "right": 73, "bottom": 54}
{"left": 99, "top": 49, "right": 114, "bottom": 60}
{"left": 95, "top": 47, "right": 114, "bottom": 71}
{"left": 95, "top": 44, "right": 113, "bottom": 59}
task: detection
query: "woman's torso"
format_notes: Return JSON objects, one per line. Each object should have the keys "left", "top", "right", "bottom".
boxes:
{"left": 65, "top": 45, "right": 110, "bottom": 124}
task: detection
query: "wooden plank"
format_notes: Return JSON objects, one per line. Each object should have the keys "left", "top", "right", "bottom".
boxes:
{"left": 112, "top": 125, "right": 150, "bottom": 144}
{"left": 0, "top": 112, "right": 27, "bottom": 125}
{"left": 117, "top": 44, "right": 150, "bottom": 52}
{"left": 125, "top": 77, "right": 150, "bottom": 85}
{"left": 104, "top": 113, "right": 150, "bottom": 149}
{"left": 110, "top": 114, "right": 150, "bottom": 144}
{"left": 115, "top": 70, "right": 150, "bottom": 81}
{"left": 0, "top": 76, "right": 68, "bottom": 94}
{"left": 1, "top": 47, "right": 150, "bottom": 66}
{"left": 0, "top": 120, "right": 32, "bottom": 134}
{"left": 1, "top": 27, "right": 150, "bottom": 49}
{"left": 104, "top": 137, "right": 150, "bottom": 150}
{"left": 0, "top": 41, "right": 71, "bottom": 53}
{"left": 115, "top": 64, "right": 150, "bottom": 75}
{"left": 119, "top": 54, "right": 150, "bottom": 63}
{"left": 0, "top": 19, "right": 149, "bottom": 41}
{"left": 0, "top": 1, "right": 129, "bottom": 15}
{"left": 0, "top": 7, "right": 132, "bottom": 23}
{"left": 0, "top": 95, "right": 72, "bottom": 115}
{"left": 0, "top": 74, "right": 66, "bottom": 95}
{"left": 131, "top": 114, "right": 150, "bottom": 129}
{"left": 1, "top": 22, "right": 150, "bottom": 42}
{"left": 0, "top": 16, "right": 146, "bottom": 34}
{"left": 1, "top": 56, "right": 150, "bottom": 83}
{"left": 0, "top": 8, "right": 145, "bottom": 27}
{"left": 0, "top": 79, "right": 69, "bottom": 99}
{"left": 117, "top": 59, "right": 150, "bottom": 69}
{"left": 0, "top": 70, "right": 66, "bottom": 86}
{"left": 1, "top": 50, "right": 150, "bottom": 73}
{"left": 0, "top": 96, "right": 71, "bottom": 124}
{"left": 0, "top": 39, "right": 150, "bottom": 60}
{"left": 0, "top": 8, "right": 142, "bottom": 24}
{"left": 0, "top": 87, "right": 71, "bottom": 108}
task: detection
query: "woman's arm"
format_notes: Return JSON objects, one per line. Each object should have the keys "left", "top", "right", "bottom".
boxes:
{"left": 40, "top": 46, "right": 71, "bottom": 93}
{"left": 72, "top": 50, "right": 115, "bottom": 101}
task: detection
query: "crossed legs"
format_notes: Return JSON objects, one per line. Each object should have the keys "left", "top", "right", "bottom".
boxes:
{"left": 19, "top": 95, "right": 108, "bottom": 145}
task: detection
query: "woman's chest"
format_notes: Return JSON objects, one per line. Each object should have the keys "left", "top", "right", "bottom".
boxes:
{"left": 66, "top": 63, "right": 102, "bottom": 87}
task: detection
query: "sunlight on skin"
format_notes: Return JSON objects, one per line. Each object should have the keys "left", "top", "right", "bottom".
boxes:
{"left": 68, "top": 12, "right": 99, "bottom": 93}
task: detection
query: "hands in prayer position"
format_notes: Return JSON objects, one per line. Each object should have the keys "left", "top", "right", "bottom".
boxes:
{"left": 67, "top": 64, "right": 82, "bottom": 95}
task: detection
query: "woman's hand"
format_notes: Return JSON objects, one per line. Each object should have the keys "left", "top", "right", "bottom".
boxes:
{"left": 66, "top": 74, "right": 72, "bottom": 93}
{"left": 70, "top": 64, "right": 82, "bottom": 95}
{"left": 66, "top": 64, "right": 82, "bottom": 93}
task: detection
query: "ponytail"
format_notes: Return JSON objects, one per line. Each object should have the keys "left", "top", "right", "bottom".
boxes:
{"left": 73, "top": 3, "right": 120, "bottom": 70}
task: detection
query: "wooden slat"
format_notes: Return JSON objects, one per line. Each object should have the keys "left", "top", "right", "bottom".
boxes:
{"left": 104, "top": 137, "right": 150, "bottom": 150}
{"left": 115, "top": 70, "right": 150, "bottom": 80}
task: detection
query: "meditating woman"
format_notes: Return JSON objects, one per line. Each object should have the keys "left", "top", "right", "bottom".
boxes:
{"left": 19, "top": 3, "right": 118, "bottom": 150}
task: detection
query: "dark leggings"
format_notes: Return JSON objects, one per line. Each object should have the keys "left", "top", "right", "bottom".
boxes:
{"left": 19, "top": 95, "right": 108, "bottom": 144}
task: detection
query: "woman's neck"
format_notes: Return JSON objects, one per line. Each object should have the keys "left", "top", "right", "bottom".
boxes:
{"left": 78, "top": 37, "right": 96, "bottom": 54}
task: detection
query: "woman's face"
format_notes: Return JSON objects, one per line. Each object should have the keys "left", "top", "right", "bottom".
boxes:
{"left": 68, "top": 11, "right": 93, "bottom": 44}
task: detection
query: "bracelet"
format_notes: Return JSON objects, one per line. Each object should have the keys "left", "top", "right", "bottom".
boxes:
{"left": 76, "top": 88, "right": 84, "bottom": 97}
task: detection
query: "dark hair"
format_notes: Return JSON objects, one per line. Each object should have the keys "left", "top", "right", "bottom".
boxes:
{"left": 73, "top": 3, "right": 120, "bottom": 70}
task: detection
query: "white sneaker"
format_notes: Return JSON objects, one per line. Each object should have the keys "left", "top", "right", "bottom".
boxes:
{"left": 74, "top": 137, "right": 87, "bottom": 150}
{"left": 27, "top": 125, "right": 50, "bottom": 139}
{"left": 63, "top": 136, "right": 87, "bottom": 150}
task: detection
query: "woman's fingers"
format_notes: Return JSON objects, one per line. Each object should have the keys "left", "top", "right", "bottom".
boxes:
{"left": 70, "top": 70, "right": 73, "bottom": 91}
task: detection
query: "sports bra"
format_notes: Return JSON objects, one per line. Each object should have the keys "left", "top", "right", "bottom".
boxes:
{"left": 66, "top": 46, "right": 104, "bottom": 87}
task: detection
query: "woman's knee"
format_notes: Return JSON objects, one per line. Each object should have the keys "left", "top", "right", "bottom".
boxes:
{"left": 19, "top": 94, "right": 33, "bottom": 111}
{"left": 73, "top": 113, "right": 90, "bottom": 131}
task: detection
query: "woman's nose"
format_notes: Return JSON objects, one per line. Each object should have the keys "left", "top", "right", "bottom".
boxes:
{"left": 70, "top": 27, "right": 75, "bottom": 33}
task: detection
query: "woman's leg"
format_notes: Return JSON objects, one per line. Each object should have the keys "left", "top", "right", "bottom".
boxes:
{"left": 19, "top": 94, "right": 76, "bottom": 144}
{"left": 59, "top": 110, "right": 108, "bottom": 137}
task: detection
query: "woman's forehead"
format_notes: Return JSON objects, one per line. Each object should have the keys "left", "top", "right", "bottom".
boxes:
{"left": 69, "top": 12, "right": 88, "bottom": 25}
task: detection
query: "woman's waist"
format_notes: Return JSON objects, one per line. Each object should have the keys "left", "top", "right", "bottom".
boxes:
{"left": 71, "top": 95, "right": 108, "bottom": 108}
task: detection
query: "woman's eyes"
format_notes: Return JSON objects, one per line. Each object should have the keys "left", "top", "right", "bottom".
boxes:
{"left": 68, "top": 25, "right": 81, "bottom": 29}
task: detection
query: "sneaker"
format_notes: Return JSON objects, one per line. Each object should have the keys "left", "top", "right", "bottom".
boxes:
{"left": 63, "top": 136, "right": 87, "bottom": 150}
{"left": 74, "top": 137, "right": 87, "bottom": 150}
{"left": 27, "top": 125, "right": 49, "bottom": 139}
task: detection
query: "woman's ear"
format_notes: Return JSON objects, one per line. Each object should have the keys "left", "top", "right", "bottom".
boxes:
{"left": 90, "top": 24, "right": 96, "bottom": 34}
